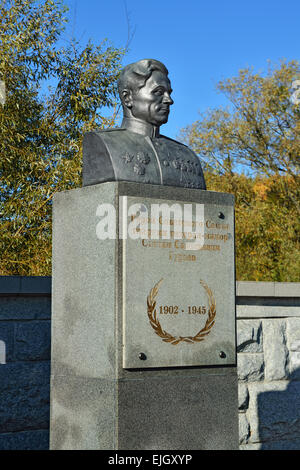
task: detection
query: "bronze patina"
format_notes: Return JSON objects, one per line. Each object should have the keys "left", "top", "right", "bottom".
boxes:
{"left": 83, "top": 59, "right": 206, "bottom": 189}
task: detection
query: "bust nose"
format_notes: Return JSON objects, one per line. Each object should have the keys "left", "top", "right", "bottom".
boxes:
{"left": 163, "top": 92, "right": 174, "bottom": 105}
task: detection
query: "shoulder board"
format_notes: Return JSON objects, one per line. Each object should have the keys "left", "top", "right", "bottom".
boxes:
{"left": 95, "top": 127, "right": 126, "bottom": 133}
{"left": 160, "top": 134, "right": 188, "bottom": 147}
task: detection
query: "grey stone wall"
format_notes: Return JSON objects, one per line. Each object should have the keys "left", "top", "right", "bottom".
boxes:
{"left": 0, "top": 276, "right": 299, "bottom": 450}
{"left": 0, "top": 276, "right": 51, "bottom": 450}
{"left": 236, "top": 282, "right": 300, "bottom": 450}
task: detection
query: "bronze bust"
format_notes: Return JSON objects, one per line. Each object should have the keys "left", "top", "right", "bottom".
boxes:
{"left": 83, "top": 59, "right": 206, "bottom": 190}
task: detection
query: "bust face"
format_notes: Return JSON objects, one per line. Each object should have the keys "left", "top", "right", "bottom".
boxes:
{"left": 130, "top": 70, "right": 174, "bottom": 127}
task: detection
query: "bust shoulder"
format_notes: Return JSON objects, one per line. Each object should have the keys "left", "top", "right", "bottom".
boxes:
{"left": 92, "top": 127, "right": 146, "bottom": 142}
{"left": 159, "top": 134, "right": 189, "bottom": 148}
{"left": 93, "top": 127, "right": 127, "bottom": 135}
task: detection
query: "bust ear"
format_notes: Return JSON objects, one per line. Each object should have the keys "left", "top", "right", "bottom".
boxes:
{"left": 121, "top": 89, "right": 133, "bottom": 109}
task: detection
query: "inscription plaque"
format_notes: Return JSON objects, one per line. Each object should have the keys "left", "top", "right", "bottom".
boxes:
{"left": 122, "top": 195, "right": 236, "bottom": 369}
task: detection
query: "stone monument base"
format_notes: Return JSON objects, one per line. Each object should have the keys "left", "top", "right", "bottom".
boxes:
{"left": 50, "top": 182, "right": 238, "bottom": 450}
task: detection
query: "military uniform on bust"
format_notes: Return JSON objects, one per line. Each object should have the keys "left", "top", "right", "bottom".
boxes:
{"left": 82, "top": 58, "right": 206, "bottom": 190}
{"left": 83, "top": 125, "right": 206, "bottom": 189}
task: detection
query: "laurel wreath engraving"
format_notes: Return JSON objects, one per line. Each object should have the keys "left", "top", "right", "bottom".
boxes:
{"left": 147, "top": 279, "right": 216, "bottom": 345}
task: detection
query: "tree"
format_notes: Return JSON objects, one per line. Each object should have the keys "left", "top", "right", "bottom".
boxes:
{"left": 0, "top": 0, "right": 125, "bottom": 275}
{"left": 205, "top": 172, "right": 300, "bottom": 281}
{"left": 181, "top": 61, "right": 300, "bottom": 281}
{"left": 181, "top": 61, "right": 300, "bottom": 213}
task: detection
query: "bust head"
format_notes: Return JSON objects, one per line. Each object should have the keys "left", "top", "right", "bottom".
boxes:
{"left": 118, "top": 59, "right": 174, "bottom": 129}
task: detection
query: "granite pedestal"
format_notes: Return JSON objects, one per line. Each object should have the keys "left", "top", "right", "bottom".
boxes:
{"left": 50, "top": 182, "right": 238, "bottom": 450}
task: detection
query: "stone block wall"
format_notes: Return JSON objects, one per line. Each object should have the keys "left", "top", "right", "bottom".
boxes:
{"left": 236, "top": 282, "right": 300, "bottom": 450}
{"left": 0, "top": 276, "right": 299, "bottom": 450}
{"left": 0, "top": 277, "right": 51, "bottom": 450}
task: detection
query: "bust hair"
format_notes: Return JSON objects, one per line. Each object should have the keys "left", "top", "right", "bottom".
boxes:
{"left": 118, "top": 59, "right": 169, "bottom": 104}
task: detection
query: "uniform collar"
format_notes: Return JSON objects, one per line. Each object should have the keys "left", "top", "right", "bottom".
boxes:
{"left": 121, "top": 117, "right": 160, "bottom": 138}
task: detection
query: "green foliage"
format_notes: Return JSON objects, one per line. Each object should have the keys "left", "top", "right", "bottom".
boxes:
{"left": 181, "top": 61, "right": 300, "bottom": 281}
{"left": 181, "top": 61, "right": 300, "bottom": 212}
{"left": 206, "top": 173, "right": 300, "bottom": 282}
{"left": 0, "top": 0, "right": 125, "bottom": 275}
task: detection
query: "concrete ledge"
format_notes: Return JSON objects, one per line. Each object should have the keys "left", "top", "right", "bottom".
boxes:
{"left": 237, "top": 305, "right": 300, "bottom": 319}
{"left": 236, "top": 281, "right": 300, "bottom": 298}
{"left": 274, "top": 282, "right": 300, "bottom": 297}
{"left": 0, "top": 277, "right": 299, "bottom": 298}
{"left": 0, "top": 276, "right": 51, "bottom": 295}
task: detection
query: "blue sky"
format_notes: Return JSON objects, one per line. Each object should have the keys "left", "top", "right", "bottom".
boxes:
{"left": 62, "top": 0, "right": 299, "bottom": 140}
